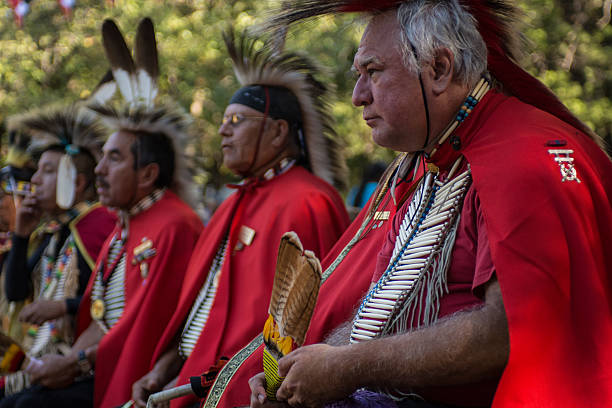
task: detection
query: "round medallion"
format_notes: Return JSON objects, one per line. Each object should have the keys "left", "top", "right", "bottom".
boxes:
{"left": 91, "top": 299, "right": 105, "bottom": 320}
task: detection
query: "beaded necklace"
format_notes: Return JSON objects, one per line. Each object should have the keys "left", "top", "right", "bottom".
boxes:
{"left": 90, "top": 189, "right": 166, "bottom": 331}
{"left": 349, "top": 76, "right": 491, "bottom": 343}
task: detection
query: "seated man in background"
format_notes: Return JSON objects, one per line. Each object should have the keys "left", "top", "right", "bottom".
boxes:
{"left": 1, "top": 105, "right": 115, "bottom": 403}
{"left": 130, "top": 29, "right": 350, "bottom": 408}
{"left": 6, "top": 18, "right": 204, "bottom": 408}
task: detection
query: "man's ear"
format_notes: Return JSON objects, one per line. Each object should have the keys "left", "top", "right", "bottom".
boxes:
{"left": 429, "top": 47, "right": 455, "bottom": 96}
{"left": 74, "top": 173, "right": 88, "bottom": 197}
{"left": 270, "top": 119, "right": 290, "bottom": 149}
{"left": 137, "top": 162, "right": 160, "bottom": 190}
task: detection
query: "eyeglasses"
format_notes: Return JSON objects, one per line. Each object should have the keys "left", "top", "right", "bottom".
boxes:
{"left": 221, "top": 113, "right": 266, "bottom": 127}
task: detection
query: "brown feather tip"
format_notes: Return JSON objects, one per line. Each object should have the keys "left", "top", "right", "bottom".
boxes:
{"left": 134, "top": 17, "right": 159, "bottom": 79}
{"left": 102, "top": 19, "right": 135, "bottom": 73}
{"left": 269, "top": 231, "right": 322, "bottom": 346}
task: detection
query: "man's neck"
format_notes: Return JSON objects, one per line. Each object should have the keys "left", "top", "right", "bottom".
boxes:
{"left": 247, "top": 152, "right": 294, "bottom": 180}
{"left": 422, "top": 82, "right": 474, "bottom": 155}
{"left": 123, "top": 187, "right": 157, "bottom": 212}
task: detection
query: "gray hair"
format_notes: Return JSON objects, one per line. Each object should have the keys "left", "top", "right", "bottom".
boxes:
{"left": 396, "top": 0, "right": 487, "bottom": 86}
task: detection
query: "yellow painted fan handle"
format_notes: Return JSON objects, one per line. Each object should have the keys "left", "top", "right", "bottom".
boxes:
{"left": 263, "top": 347, "right": 284, "bottom": 401}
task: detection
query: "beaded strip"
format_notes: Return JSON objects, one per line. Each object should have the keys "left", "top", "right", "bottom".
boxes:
{"left": 350, "top": 164, "right": 471, "bottom": 343}
{"left": 429, "top": 77, "right": 491, "bottom": 156}
{"left": 28, "top": 237, "right": 76, "bottom": 353}
{"left": 179, "top": 236, "right": 229, "bottom": 359}
{"left": 92, "top": 189, "right": 166, "bottom": 333}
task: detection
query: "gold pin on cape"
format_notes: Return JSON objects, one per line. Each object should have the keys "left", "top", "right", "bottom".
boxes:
{"left": 239, "top": 225, "right": 256, "bottom": 246}
{"left": 235, "top": 225, "right": 256, "bottom": 251}
{"left": 134, "top": 238, "right": 152, "bottom": 255}
{"left": 91, "top": 299, "right": 105, "bottom": 320}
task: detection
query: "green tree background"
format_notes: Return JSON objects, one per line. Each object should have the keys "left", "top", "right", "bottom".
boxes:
{"left": 0, "top": 0, "right": 610, "bottom": 193}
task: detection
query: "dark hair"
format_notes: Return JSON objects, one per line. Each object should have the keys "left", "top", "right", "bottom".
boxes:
{"left": 129, "top": 130, "right": 175, "bottom": 189}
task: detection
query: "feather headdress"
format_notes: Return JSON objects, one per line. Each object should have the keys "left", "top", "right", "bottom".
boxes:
{"left": 11, "top": 105, "right": 106, "bottom": 209}
{"left": 91, "top": 17, "right": 195, "bottom": 205}
{"left": 224, "top": 29, "right": 348, "bottom": 190}
{"left": 265, "top": 0, "right": 600, "bottom": 144}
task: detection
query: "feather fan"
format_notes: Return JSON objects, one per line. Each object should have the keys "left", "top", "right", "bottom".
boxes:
{"left": 223, "top": 29, "right": 348, "bottom": 191}
{"left": 262, "top": 231, "right": 321, "bottom": 400}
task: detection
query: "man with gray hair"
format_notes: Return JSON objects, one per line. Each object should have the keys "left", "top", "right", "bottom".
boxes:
{"left": 246, "top": 1, "right": 612, "bottom": 407}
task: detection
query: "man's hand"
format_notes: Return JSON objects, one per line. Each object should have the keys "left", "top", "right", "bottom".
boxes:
{"left": 19, "top": 300, "right": 67, "bottom": 325}
{"left": 275, "top": 344, "right": 356, "bottom": 408}
{"left": 132, "top": 342, "right": 184, "bottom": 408}
{"left": 14, "top": 194, "right": 41, "bottom": 237}
{"left": 26, "top": 353, "right": 79, "bottom": 388}
{"left": 132, "top": 370, "right": 171, "bottom": 408}
{"left": 249, "top": 372, "right": 291, "bottom": 408}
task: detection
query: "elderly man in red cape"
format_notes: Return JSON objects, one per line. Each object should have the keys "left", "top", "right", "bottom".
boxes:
{"left": 191, "top": 153, "right": 420, "bottom": 408}
{"left": 129, "top": 30, "right": 349, "bottom": 408}
{"left": 12, "top": 18, "right": 204, "bottom": 408}
{"left": 241, "top": 1, "right": 612, "bottom": 407}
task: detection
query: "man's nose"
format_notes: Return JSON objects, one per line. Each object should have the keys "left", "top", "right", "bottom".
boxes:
{"left": 94, "top": 157, "right": 106, "bottom": 175}
{"left": 352, "top": 76, "right": 372, "bottom": 107}
{"left": 218, "top": 121, "right": 232, "bottom": 137}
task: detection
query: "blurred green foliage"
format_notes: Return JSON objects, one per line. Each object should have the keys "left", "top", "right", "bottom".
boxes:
{"left": 0, "top": 0, "right": 610, "bottom": 191}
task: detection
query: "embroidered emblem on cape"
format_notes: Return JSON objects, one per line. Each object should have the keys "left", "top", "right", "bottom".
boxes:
{"left": 374, "top": 211, "right": 390, "bottom": 221}
{"left": 548, "top": 149, "right": 581, "bottom": 183}
{"left": 350, "top": 166, "right": 472, "bottom": 343}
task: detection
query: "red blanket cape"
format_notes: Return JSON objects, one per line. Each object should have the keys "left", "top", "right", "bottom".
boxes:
{"left": 445, "top": 90, "right": 612, "bottom": 406}
{"left": 151, "top": 167, "right": 349, "bottom": 408}
{"left": 206, "top": 171, "right": 418, "bottom": 408}
{"left": 76, "top": 191, "right": 204, "bottom": 408}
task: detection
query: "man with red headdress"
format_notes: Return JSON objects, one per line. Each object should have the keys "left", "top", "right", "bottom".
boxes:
{"left": 128, "top": 30, "right": 349, "bottom": 408}
{"left": 243, "top": 1, "right": 612, "bottom": 407}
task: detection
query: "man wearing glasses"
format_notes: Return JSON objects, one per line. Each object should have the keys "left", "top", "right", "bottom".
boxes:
{"left": 129, "top": 30, "right": 350, "bottom": 408}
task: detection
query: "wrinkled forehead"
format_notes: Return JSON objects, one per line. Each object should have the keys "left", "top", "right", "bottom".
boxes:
{"left": 223, "top": 103, "right": 261, "bottom": 116}
{"left": 103, "top": 131, "right": 136, "bottom": 153}
{"left": 354, "top": 11, "right": 401, "bottom": 66}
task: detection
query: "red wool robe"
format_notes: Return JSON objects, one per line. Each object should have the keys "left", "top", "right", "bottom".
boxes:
{"left": 204, "top": 169, "right": 419, "bottom": 408}
{"left": 76, "top": 191, "right": 204, "bottom": 408}
{"left": 443, "top": 90, "right": 612, "bottom": 407}
{"left": 151, "top": 166, "right": 349, "bottom": 408}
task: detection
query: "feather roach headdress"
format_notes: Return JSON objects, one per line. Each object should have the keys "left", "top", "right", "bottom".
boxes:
{"left": 1, "top": 117, "right": 35, "bottom": 196}
{"left": 224, "top": 29, "right": 348, "bottom": 190}
{"left": 91, "top": 17, "right": 195, "bottom": 205}
{"left": 265, "top": 0, "right": 599, "bottom": 144}
{"left": 14, "top": 104, "right": 107, "bottom": 209}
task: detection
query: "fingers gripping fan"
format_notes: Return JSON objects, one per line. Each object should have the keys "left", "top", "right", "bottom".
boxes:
{"left": 263, "top": 231, "right": 322, "bottom": 400}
